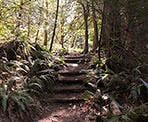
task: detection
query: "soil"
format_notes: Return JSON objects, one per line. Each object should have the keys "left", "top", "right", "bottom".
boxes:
{"left": 35, "top": 103, "right": 91, "bottom": 122}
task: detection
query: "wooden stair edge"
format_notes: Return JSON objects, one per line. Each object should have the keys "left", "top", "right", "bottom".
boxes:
{"left": 53, "top": 86, "right": 86, "bottom": 93}
{"left": 46, "top": 92, "right": 85, "bottom": 103}
{"left": 58, "top": 71, "right": 87, "bottom": 75}
{"left": 64, "top": 54, "right": 85, "bottom": 59}
{"left": 57, "top": 80, "right": 84, "bottom": 85}
{"left": 64, "top": 59, "right": 86, "bottom": 63}
{"left": 59, "top": 74, "right": 86, "bottom": 80}
{"left": 48, "top": 98, "right": 85, "bottom": 103}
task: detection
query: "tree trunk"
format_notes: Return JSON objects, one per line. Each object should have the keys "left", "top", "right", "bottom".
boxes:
{"left": 15, "top": 0, "right": 23, "bottom": 40}
{"left": 82, "top": 2, "right": 89, "bottom": 54}
{"left": 27, "top": 1, "right": 31, "bottom": 39}
{"left": 35, "top": 29, "right": 39, "bottom": 43}
{"left": 50, "top": 0, "right": 59, "bottom": 52}
{"left": 101, "top": 0, "right": 111, "bottom": 58}
{"left": 60, "top": 20, "right": 65, "bottom": 48}
{"left": 126, "top": 0, "right": 148, "bottom": 66}
{"left": 61, "top": 35, "right": 64, "bottom": 48}
{"left": 92, "top": 1, "right": 99, "bottom": 52}
{"left": 98, "top": 1, "right": 106, "bottom": 62}
{"left": 43, "top": 28, "right": 48, "bottom": 46}
{"left": 43, "top": 0, "right": 48, "bottom": 46}
{"left": 35, "top": 4, "right": 42, "bottom": 43}
{"left": 101, "top": 0, "right": 147, "bottom": 72}
{"left": 101, "top": 0, "right": 123, "bottom": 72}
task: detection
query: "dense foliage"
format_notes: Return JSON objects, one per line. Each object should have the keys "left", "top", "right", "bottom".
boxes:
{"left": 0, "top": 40, "right": 64, "bottom": 121}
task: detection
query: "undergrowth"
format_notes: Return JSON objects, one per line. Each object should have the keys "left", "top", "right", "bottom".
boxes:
{"left": 85, "top": 53, "right": 148, "bottom": 122}
{"left": 0, "top": 40, "right": 64, "bottom": 121}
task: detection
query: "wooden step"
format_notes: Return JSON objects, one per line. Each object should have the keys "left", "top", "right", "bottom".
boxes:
{"left": 64, "top": 54, "right": 84, "bottom": 59}
{"left": 58, "top": 79, "right": 84, "bottom": 85}
{"left": 53, "top": 84, "right": 86, "bottom": 93}
{"left": 49, "top": 98, "right": 84, "bottom": 103}
{"left": 58, "top": 75, "right": 86, "bottom": 85}
{"left": 59, "top": 70, "right": 87, "bottom": 76}
{"left": 64, "top": 58, "right": 85, "bottom": 63}
{"left": 64, "top": 63, "right": 89, "bottom": 72}
{"left": 47, "top": 93, "right": 85, "bottom": 103}
{"left": 64, "top": 56, "right": 85, "bottom": 59}
{"left": 59, "top": 75, "right": 85, "bottom": 81}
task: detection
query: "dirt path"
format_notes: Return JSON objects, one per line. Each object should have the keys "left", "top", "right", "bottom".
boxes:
{"left": 35, "top": 54, "right": 93, "bottom": 122}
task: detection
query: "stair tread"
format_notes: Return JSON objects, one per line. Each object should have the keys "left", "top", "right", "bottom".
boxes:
{"left": 47, "top": 92, "right": 85, "bottom": 103}
{"left": 64, "top": 58, "right": 87, "bottom": 63}
{"left": 59, "top": 75, "right": 85, "bottom": 81}
{"left": 59, "top": 70, "right": 86, "bottom": 75}
{"left": 64, "top": 54, "right": 85, "bottom": 59}
{"left": 49, "top": 92, "right": 84, "bottom": 98}
{"left": 49, "top": 98, "right": 84, "bottom": 101}
{"left": 53, "top": 84, "right": 86, "bottom": 92}
{"left": 64, "top": 57, "right": 85, "bottom": 60}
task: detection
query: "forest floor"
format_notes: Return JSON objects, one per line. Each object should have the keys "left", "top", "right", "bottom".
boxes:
{"left": 0, "top": 41, "right": 147, "bottom": 122}
{"left": 34, "top": 53, "right": 148, "bottom": 122}
{"left": 34, "top": 53, "right": 94, "bottom": 122}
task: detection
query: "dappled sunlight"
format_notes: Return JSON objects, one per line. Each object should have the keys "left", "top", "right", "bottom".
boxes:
{"left": 0, "top": 0, "right": 147, "bottom": 121}
{"left": 37, "top": 103, "right": 90, "bottom": 122}
{"left": 38, "top": 109, "right": 68, "bottom": 122}
{"left": 67, "top": 63, "right": 78, "bottom": 67}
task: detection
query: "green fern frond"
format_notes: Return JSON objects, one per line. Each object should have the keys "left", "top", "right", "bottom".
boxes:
{"left": 2, "top": 94, "right": 9, "bottom": 112}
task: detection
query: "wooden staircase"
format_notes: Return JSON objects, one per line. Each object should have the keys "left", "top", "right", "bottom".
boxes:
{"left": 50, "top": 54, "right": 90, "bottom": 103}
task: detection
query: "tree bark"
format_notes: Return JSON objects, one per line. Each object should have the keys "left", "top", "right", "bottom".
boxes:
{"left": 101, "top": 0, "right": 122, "bottom": 72}
{"left": 81, "top": 2, "right": 89, "bottom": 54}
{"left": 15, "top": 0, "right": 23, "bottom": 40}
{"left": 27, "top": 1, "right": 31, "bottom": 39}
{"left": 50, "top": 0, "right": 59, "bottom": 52}
{"left": 43, "top": 0, "right": 48, "bottom": 46}
{"left": 35, "top": 4, "right": 42, "bottom": 43}
{"left": 91, "top": 1, "right": 99, "bottom": 52}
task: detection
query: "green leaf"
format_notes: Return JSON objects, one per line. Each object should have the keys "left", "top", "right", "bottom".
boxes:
{"left": 11, "top": 95, "right": 26, "bottom": 111}
{"left": 2, "top": 94, "right": 9, "bottom": 112}
{"left": 29, "top": 83, "right": 42, "bottom": 89}
{"left": 21, "top": 92, "right": 33, "bottom": 103}
{"left": 121, "top": 115, "right": 133, "bottom": 122}
{"left": 108, "top": 115, "right": 120, "bottom": 122}
{"left": 7, "top": 80, "right": 15, "bottom": 90}
{"left": 83, "top": 90, "right": 95, "bottom": 100}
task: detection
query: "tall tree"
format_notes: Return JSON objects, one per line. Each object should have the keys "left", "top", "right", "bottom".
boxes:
{"left": 35, "top": 5, "right": 42, "bottom": 43}
{"left": 125, "top": 0, "right": 148, "bottom": 65}
{"left": 50, "top": 0, "right": 59, "bottom": 51}
{"left": 27, "top": 0, "right": 32, "bottom": 39}
{"left": 15, "top": 0, "right": 23, "bottom": 40}
{"left": 43, "top": 0, "right": 49, "bottom": 46}
{"left": 91, "top": 0, "right": 99, "bottom": 52}
{"left": 101, "top": 0, "right": 148, "bottom": 72}
{"left": 79, "top": 1, "right": 89, "bottom": 54}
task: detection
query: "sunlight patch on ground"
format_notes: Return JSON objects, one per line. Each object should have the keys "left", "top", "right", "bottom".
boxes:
{"left": 37, "top": 106, "right": 76, "bottom": 122}
{"left": 67, "top": 63, "right": 78, "bottom": 67}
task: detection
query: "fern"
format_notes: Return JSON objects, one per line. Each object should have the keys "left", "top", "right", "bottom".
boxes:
{"left": 0, "top": 80, "right": 34, "bottom": 112}
{"left": 1, "top": 94, "right": 9, "bottom": 112}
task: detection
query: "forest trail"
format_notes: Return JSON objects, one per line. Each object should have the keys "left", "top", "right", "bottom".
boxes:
{"left": 37, "top": 54, "right": 93, "bottom": 122}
